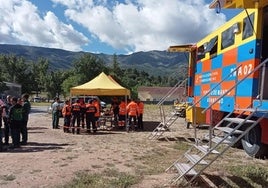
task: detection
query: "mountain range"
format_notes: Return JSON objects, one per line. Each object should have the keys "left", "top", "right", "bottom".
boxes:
{"left": 0, "top": 44, "right": 188, "bottom": 76}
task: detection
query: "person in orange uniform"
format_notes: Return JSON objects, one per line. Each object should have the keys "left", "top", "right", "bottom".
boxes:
{"left": 136, "top": 98, "right": 144, "bottom": 131}
{"left": 126, "top": 98, "right": 138, "bottom": 132}
{"left": 118, "top": 99, "right": 127, "bottom": 128}
{"left": 62, "top": 99, "right": 71, "bottom": 133}
{"left": 79, "top": 99, "right": 86, "bottom": 129}
{"left": 86, "top": 100, "right": 97, "bottom": 133}
{"left": 93, "top": 98, "right": 100, "bottom": 128}
{"left": 71, "top": 99, "right": 81, "bottom": 134}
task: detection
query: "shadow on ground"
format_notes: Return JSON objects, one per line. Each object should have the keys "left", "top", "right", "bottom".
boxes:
{"left": 2, "top": 142, "right": 70, "bottom": 153}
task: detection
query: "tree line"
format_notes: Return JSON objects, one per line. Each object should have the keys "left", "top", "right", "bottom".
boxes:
{"left": 0, "top": 53, "right": 186, "bottom": 99}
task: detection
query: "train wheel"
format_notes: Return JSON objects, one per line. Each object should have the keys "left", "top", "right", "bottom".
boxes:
{"left": 226, "top": 134, "right": 242, "bottom": 148}
{"left": 242, "top": 125, "right": 268, "bottom": 158}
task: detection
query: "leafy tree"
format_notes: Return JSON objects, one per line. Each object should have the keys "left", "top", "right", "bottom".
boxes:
{"left": 29, "top": 58, "right": 49, "bottom": 95}
{"left": 46, "top": 70, "right": 66, "bottom": 99}
{"left": 61, "top": 74, "right": 80, "bottom": 97}
{"left": 73, "top": 54, "right": 108, "bottom": 84}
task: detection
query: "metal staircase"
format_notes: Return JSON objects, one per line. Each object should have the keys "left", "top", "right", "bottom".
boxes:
{"left": 165, "top": 58, "right": 268, "bottom": 186}
{"left": 148, "top": 79, "right": 187, "bottom": 140}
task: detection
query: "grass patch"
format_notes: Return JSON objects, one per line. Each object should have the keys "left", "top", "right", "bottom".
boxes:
{"left": 60, "top": 169, "right": 140, "bottom": 188}
{"left": 137, "top": 147, "right": 177, "bottom": 175}
{"left": 172, "top": 141, "right": 190, "bottom": 151}
{"left": 227, "top": 165, "right": 268, "bottom": 186}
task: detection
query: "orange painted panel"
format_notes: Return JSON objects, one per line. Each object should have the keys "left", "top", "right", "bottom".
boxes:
{"left": 235, "top": 97, "right": 253, "bottom": 109}
{"left": 210, "top": 69, "right": 222, "bottom": 83}
{"left": 223, "top": 48, "right": 237, "bottom": 66}
{"left": 202, "top": 59, "right": 211, "bottom": 72}
{"left": 237, "top": 59, "right": 260, "bottom": 79}
{"left": 201, "top": 84, "right": 210, "bottom": 97}
{"left": 195, "top": 74, "right": 201, "bottom": 85}
{"left": 221, "top": 81, "right": 236, "bottom": 96}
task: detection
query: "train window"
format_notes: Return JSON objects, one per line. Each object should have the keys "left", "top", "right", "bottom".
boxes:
{"left": 205, "top": 36, "right": 218, "bottom": 57}
{"left": 221, "top": 25, "right": 235, "bottom": 49}
{"left": 197, "top": 44, "right": 205, "bottom": 60}
{"left": 242, "top": 13, "right": 255, "bottom": 40}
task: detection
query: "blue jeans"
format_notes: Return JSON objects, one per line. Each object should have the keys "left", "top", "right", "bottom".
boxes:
{"left": 52, "top": 111, "right": 59, "bottom": 128}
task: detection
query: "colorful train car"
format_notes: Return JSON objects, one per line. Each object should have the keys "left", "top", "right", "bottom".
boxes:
{"left": 170, "top": 0, "right": 268, "bottom": 157}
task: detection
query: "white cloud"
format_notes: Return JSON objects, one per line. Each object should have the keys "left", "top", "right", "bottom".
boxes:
{"left": 52, "top": 0, "right": 226, "bottom": 53}
{"left": 0, "top": 0, "right": 227, "bottom": 53}
{"left": 0, "top": 0, "right": 89, "bottom": 51}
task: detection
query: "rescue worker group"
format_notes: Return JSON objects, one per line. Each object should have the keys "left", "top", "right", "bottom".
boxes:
{"left": 0, "top": 94, "right": 31, "bottom": 150}
{"left": 0, "top": 95, "right": 144, "bottom": 150}
{"left": 51, "top": 97, "right": 144, "bottom": 134}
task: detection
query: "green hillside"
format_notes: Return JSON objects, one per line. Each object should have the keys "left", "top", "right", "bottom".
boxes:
{"left": 0, "top": 44, "right": 188, "bottom": 76}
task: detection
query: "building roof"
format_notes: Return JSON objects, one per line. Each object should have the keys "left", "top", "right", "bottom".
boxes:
{"left": 138, "top": 86, "right": 186, "bottom": 101}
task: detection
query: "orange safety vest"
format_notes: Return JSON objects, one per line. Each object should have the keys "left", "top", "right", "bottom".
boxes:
{"left": 86, "top": 103, "right": 96, "bottom": 113}
{"left": 138, "top": 102, "right": 144, "bottom": 114}
{"left": 93, "top": 101, "right": 100, "bottom": 117}
{"left": 62, "top": 104, "right": 71, "bottom": 117}
{"left": 71, "top": 102, "right": 81, "bottom": 112}
{"left": 127, "top": 101, "right": 138, "bottom": 116}
{"left": 119, "top": 101, "right": 126, "bottom": 115}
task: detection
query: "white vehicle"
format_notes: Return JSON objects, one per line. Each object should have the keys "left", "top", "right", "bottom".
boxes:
{"left": 33, "top": 97, "right": 41, "bottom": 102}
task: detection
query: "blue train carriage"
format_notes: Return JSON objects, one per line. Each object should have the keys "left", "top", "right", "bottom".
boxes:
{"left": 169, "top": 0, "right": 268, "bottom": 157}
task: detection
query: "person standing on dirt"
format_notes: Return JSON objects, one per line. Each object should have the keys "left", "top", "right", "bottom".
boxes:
{"left": 79, "top": 99, "right": 86, "bottom": 129}
{"left": 126, "top": 98, "right": 139, "bottom": 132}
{"left": 71, "top": 99, "right": 81, "bottom": 134}
{"left": 51, "top": 97, "right": 60, "bottom": 129}
{"left": 2, "top": 95, "right": 12, "bottom": 145}
{"left": 85, "top": 100, "right": 97, "bottom": 133}
{"left": 93, "top": 98, "right": 100, "bottom": 128}
{"left": 110, "top": 97, "right": 119, "bottom": 126}
{"left": 62, "top": 99, "right": 71, "bottom": 133}
{"left": 118, "top": 99, "right": 127, "bottom": 127}
{"left": 137, "top": 98, "right": 144, "bottom": 131}
{"left": 9, "top": 97, "right": 24, "bottom": 148}
{"left": 21, "top": 93, "right": 31, "bottom": 145}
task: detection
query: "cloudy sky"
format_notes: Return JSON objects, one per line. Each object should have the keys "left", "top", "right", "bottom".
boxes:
{"left": 0, "top": 0, "right": 240, "bottom": 54}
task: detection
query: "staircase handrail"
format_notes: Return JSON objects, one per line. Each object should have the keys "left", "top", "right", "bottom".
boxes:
{"left": 187, "top": 64, "right": 242, "bottom": 111}
{"left": 202, "top": 57, "right": 268, "bottom": 113}
{"left": 157, "top": 78, "right": 187, "bottom": 106}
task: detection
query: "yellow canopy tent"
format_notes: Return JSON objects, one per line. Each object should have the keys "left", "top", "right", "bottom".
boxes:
{"left": 70, "top": 72, "right": 130, "bottom": 96}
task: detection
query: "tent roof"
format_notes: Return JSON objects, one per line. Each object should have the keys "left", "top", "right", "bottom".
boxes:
{"left": 70, "top": 72, "right": 130, "bottom": 96}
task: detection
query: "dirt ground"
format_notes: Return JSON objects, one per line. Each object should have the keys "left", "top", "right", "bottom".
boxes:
{"left": 0, "top": 105, "right": 267, "bottom": 188}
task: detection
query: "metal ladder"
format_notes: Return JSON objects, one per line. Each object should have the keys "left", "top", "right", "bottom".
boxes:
{"left": 166, "top": 109, "right": 266, "bottom": 186}
{"left": 165, "top": 58, "right": 268, "bottom": 186}
{"left": 148, "top": 79, "right": 187, "bottom": 140}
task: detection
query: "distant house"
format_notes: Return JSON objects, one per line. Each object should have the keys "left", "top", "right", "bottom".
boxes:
{"left": 137, "top": 86, "right": 186, "bottom": 102}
